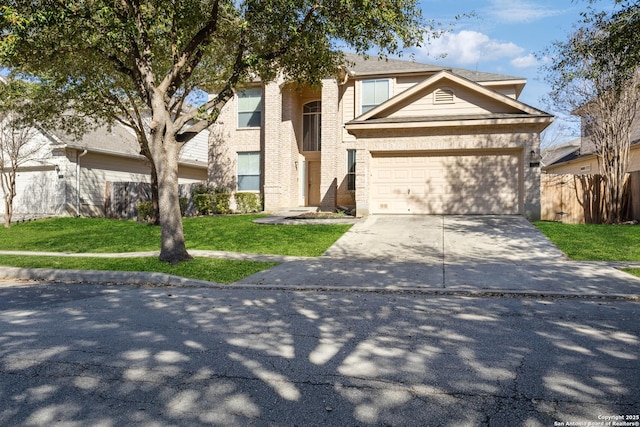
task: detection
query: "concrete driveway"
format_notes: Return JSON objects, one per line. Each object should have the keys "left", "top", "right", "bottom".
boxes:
{"left": 239, "top": 215, "right": 640, "bottom": 296}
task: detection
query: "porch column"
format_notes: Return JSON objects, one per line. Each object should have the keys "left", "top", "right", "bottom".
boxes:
{"left": 320, "top": 77, "right": 339, "bottom": 211}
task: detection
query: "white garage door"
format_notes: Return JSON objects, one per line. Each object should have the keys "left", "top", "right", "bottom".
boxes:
{"left": 370, "top": 152, "right": 521, "bottom": 215}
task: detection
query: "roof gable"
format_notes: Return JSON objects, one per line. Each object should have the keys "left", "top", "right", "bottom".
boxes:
{"left": 358, "top": 71, "right": 547, "bottom": 123}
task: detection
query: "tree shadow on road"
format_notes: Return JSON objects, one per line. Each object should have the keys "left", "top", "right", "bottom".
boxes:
{"left": 0, "top": 283, "right": 638, "bottom": 426}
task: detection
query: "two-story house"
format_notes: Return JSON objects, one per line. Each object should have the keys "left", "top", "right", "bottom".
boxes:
{"left": 543, "top": 120, "right": 640, "bottom": 175}
{"left": 209, "top": 54, "right": 553, "bottom": 220}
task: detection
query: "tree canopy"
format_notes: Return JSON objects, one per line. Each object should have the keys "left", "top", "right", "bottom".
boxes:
{"left": 0, "top": 0, "right": 430, "bottom": 263}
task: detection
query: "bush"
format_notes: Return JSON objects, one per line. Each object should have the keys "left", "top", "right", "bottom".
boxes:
{"left": 191, "top": 184, "right": 212, "bottom": 196}
{"left": 212, "top": 192, "right": 231, "bottom": 214}
{"left": 137, "top": 201, "right": 154, "bottom": 222}
{"left": 213, "top": 187, "right": 231, "bottom": 194}
{"left": 190, "top": 185, "right": 231, "bottom": 215}
{"left": 235, "top": 192, "right": 262, "bottom": 213}
{"left": 193, "top": 194, "right": 213, "bottom": 215}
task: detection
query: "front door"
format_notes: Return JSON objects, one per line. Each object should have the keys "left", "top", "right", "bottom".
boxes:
{"left": 307, "top": 161, "right": 321, "bottom": 206}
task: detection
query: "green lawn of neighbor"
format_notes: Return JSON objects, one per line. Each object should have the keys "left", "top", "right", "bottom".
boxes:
{"left": 0, "top": 215, "right": 352, "bottom": 283}
{"left": 534, "top": 221, "right": 640, "bottom": 279}
{"left": 534, "top": 221, "right": 640, "bottom": 261}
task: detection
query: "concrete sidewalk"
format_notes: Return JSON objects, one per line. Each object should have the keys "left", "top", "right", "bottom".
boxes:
{"left": 0, "top": 215, "right": 639, "bottom": 299}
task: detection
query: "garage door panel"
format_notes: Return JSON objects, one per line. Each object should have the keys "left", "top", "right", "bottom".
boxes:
{"left": 371, "top": 153, "right": 520, "bottom": 215}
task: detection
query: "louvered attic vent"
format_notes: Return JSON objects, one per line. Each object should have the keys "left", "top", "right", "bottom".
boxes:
{"left": 434, "top": 88, "right": 455, "bottom": 104}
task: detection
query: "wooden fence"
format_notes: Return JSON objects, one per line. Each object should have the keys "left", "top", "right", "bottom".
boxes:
{"left": 105, "top": 181, "right": 202, "bottom": 219}
{"left": 541, "top": 172, "right": 640, "bottom": 223}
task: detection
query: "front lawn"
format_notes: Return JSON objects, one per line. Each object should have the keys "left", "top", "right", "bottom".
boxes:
{"left": 534, "top": 221, "right": 640, "bottom": 262}
{"left": 0, "top": 255, "right": 276, "bottom": 284}
{"left": 0, "top": 215, "right": 352, "bottom": 257}
{"left": 0, "top": 215, "right": 352, "bottom": 283}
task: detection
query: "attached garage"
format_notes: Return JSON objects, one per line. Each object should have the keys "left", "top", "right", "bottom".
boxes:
{"left": 369, "top": 150, "right": 522, "bottom": 215}
{"left": 343, "top": 68, "right": 553, "bottom": 220}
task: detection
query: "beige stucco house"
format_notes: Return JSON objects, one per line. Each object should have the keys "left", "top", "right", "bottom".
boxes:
{"left": 209, "top": 54, "right": 553, "bottom": 220}
{"left": 543, "top": 136, "right": 640, "bottom": 175}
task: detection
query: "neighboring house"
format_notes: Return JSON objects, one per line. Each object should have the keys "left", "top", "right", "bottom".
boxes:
{"left": 0, "top": 121, "right": 207, "bottom": 220}
{"left": 209, "top": 53, "right": 553, "bottom": 219}
{"left": 540, "top": 138, "right": 581, "bottom": 169}
{"left": 543, "top": 136, "right": 640, "bottom": 175}
{"left": 541, "top": 105, "right": 640, "bottom": 223}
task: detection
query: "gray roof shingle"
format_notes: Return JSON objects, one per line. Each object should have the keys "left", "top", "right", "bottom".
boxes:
{"left": 342, "top": 53, "right": 525, "bottom": 83}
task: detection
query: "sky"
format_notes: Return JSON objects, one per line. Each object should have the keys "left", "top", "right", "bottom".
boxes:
{"left": 404, "top": 0, "right": 621, "bottom": 147}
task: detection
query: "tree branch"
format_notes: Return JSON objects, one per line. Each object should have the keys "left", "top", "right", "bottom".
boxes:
{"left": 173, "top": 28, "right": 249, "bottom": 140}
{"left": 160, "top": 0, "right": 221, "bottom": 98}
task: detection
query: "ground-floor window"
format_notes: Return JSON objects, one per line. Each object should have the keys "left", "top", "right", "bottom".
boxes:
{"left": 237, "top": 151, "right": 261, "bottom": 191}
{"left": 347, "top": 149, "right": 356, "bottom": 191}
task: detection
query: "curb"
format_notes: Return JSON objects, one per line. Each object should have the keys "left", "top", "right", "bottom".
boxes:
{"left": 0, "top": 266, "right": 219, "bottom": 288}
{"left": 1, "top": 266, "right": 638, "bottom": 301}
{"left": 0, "top": 250, "right": 309, "bottom": 263}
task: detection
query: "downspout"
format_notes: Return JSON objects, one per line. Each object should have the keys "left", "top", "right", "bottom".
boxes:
{"left": 76, "top": 149, "right": 87, "bottom": 216}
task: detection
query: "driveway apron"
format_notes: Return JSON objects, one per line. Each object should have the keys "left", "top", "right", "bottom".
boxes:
{"left": 239, "top": 215, "right": 640, "bottom": 296}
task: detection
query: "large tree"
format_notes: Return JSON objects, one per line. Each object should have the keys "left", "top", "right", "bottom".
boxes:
{"left": 0, "top": 0, "right": 428, "bottom": 263}
{"left": 543, "top": 0, "right": 640, "bottom": 223}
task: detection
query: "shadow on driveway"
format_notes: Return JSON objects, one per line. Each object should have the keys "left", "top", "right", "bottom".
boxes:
{"left": 239, "top": 215, "right": 640, "bottom": 296}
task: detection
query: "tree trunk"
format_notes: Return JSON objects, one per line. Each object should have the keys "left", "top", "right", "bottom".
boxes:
{"left": 3, "top": 198, "right": 10, "bottom": 228}
{"left": 1, "top": 171, "right": 15, "bottom": 228}
{"left": 149, "top": 160, "right": 160, "bottom": 226}
{"left": 155, "top": 138, "right": 192, "bottom": 264}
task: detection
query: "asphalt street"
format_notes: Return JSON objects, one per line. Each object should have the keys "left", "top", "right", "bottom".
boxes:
{"left": 0, "top": 280, "right": 638, "bottom": 426}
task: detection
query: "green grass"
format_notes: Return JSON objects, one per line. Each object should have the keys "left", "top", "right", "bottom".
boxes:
{"left": 0, "top": 215, "right": 352, "bottom": 283}
{"left": 534, "top": 221, "right": 640, "bottom": 261}
{"left": 624, "top": 268, "right": 640, "bottom": 278}
{"left": 183, "top": 215, "right": 352, "bottom": 256}
{"left": 0, "top": 255, "right": 276, "bottom": 284}
{"left": 0, "top": 215, "right": 352, "bottom": 257}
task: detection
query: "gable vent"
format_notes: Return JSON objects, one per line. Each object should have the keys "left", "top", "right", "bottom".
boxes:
{"left": 434, "top": 88, "right": 455, "bottom": 104}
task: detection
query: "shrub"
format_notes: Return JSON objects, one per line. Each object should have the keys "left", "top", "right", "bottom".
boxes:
{"left": 191, "top": 184, "right": 212, "bottom": 196}
{"left": 193, "top": 193, "right": 213, "bottom": 215}
{"left": 213, "top": 187, "right": 231, "bottom": 194}
{"left": 235, "top": 192, "right": 262, "bottom": 213}
{"left": 137, "top": 201, "right": 154, "bottom": 222}
{"left": 190, "top": 185, "right": 231, "bottom": 215}
{"left": 212, "top": 192, "right": 231, "bottom": 214}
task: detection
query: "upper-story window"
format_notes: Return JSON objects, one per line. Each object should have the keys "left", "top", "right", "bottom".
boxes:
{"left": 362, "top": 79, "right": 390, "bottom": 113}
{"left": 303, "top": 101, "right": 321, "bottom": 152}
{"left": 237, "top": 87, "right": 262, "bottom": 128}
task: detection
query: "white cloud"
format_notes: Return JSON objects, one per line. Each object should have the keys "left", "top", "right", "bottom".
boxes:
{"left": 510, "top": 53, "right": 538, "bottom": 68}
{"left": 421, "top": 30, "right": 524, "bottom": 66}
{"left": 486, "top": 0, "right": 565, "bottom": 24}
